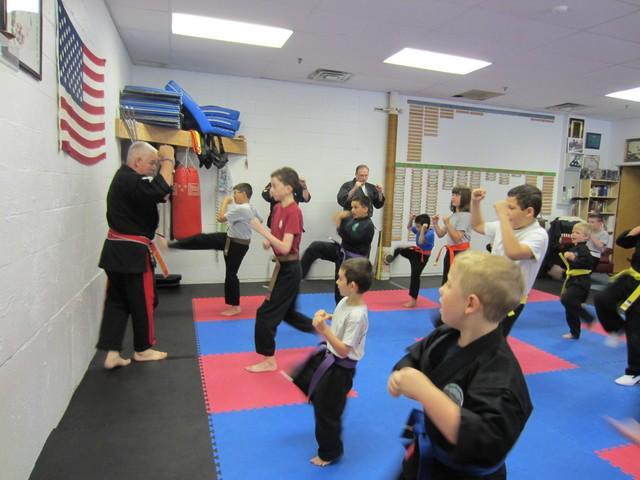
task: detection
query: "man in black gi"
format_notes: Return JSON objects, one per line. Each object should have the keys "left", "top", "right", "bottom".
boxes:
{"left": 336, "top": 164, "right": 385, "bottom": 216}
{"left": 96, "top": 141, "right": 175, "bottom": 369}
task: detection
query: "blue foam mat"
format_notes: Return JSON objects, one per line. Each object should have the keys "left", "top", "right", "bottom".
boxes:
{"left": 197, "top": 290, "right": 638, "bottom": 479}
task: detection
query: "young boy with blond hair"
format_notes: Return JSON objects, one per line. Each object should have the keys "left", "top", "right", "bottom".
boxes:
{"left": 388, "top": 251, "right": 532, "bottom": 479}
{"left": 559, "top": 222, "right": 595, "bottom": 339}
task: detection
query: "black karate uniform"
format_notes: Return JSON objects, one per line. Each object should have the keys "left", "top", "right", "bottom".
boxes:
{"left": 336, "top": 179, "right": 384, "bottom": 216}
{"left": 97, "top": 165, "right": 171, "bottom": 352}
{"left": 170, "top": 233, "right": 249, "bottom": 306}
{"left": 262, "top": 181, "right": 309, "bottom": 228}
{"left": 560, "top": 242, "right": 594, "bottom": 338}
{"left": 595, "top": 229, "right": 640, "bottom": 376}
{"left": 301, "top": 215, "right": 374, "bottom": 303}
{"left": 394, "top": 327, "right": 533, "bottom": 480}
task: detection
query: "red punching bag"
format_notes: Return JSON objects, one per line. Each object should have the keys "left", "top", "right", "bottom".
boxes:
{"left": 172, "top": 163, "right": 202, "bottom": 240}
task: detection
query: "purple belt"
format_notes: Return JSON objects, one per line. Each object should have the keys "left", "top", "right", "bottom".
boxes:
{"left": 307, "top": 344, "right": 357, "bottom": 399}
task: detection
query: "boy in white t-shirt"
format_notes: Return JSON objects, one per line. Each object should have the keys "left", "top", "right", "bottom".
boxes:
{"left": 291, "top": 258, "right": 372, "bottom": 467}
{"left": 470, "top": 184, "right": 549, "bottom": 336}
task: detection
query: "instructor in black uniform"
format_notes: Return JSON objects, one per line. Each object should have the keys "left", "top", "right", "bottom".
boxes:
{"left": 96, "top": 141, "right": 175, "bottom": 369}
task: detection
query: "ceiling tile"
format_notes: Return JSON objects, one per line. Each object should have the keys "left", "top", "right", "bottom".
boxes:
{"left": 478, "top": 0, "right": 640, "bottom": 29}
{"left": 587, "top": 10, "right": 640, "bottom": 44}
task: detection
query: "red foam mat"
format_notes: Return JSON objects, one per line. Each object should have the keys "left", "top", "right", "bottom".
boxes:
{"left": 193, "top": 295, "right": 266, "bottom": 322}
{"left": 508, "top": 337, "right": 578, "bottom": 375}
{"left": 527, "top": 289, "right": 560, "bottom": 302}
{"left": 200, "top": 347, "right": 357, "bottom": 413}
{"left": 362, "top": 290, "right": 439, "bottom": 311}
{"left": 597, "top": 444, "right": 640, "bottom": 478}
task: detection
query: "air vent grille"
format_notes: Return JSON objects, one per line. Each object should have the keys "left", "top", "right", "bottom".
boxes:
{"left": 545, "top": 102, "right": 589, "bottom": 112}
{"left": 452, "top": 89, "right": 504, "bottom": 101}
{"left": 308, "top": 68, "right": 352, "bottom": 83}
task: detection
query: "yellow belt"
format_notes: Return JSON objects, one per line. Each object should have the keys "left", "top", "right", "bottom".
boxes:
{"left": 559, "top": 253, "right": 591, "bottom": 295}
{"left": 610, "top": 267, "right": 640, "bottom": 312}
{"left": 507, "top": 296, "right": 528, "bottom": 317}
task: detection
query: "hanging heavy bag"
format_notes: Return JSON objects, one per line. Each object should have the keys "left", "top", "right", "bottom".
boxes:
{"left": 171, "top": 149, "right": 202, "bottom": 240}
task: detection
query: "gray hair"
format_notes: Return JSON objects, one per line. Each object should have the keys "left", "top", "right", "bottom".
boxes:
{"left": 126, "top": 141, "right": 157, "bottom": 165}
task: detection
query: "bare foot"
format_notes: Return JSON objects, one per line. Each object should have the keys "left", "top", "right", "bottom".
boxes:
{"left": 221, "top": 306, "right": 241, "bottom": 316}
{"left": 310, "top": 456, "right": 333, "bottom": 467}
{"left": 403, "top": 298, "right": 418, "bottom": 308}
{"left": 133, "top": 348, "right": 168, "bottom": 362}
{"left": 245, "top": 357, "right": 277, "bottom": 372}
{"left": 561, "top": 333, "right": 578, "bottom": 340}
{"left": 104, "top": 351, "right": 131, "bottom": 369}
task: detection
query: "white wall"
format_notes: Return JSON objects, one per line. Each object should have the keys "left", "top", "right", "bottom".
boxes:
{"left": 611, "top": 118, "right": 640, "bottom": 165}
{"left": 132, "top": 67, "right": 389, "bottom": 283}
{"left": 0, "top": 1, "right": 131, "bottom": 478}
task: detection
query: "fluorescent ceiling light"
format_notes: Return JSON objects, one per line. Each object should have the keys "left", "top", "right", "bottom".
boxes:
{"left": 384, "top": 48, "right": 491, "bottom": 75}
{"left": 7, "top": 0, "right": 40, "bottom": 13}
{"left": 606, "top": 86, "right": 640, "bottom": 103}
{"left": 172, "top": 13, "right": 292, "bottom": 48}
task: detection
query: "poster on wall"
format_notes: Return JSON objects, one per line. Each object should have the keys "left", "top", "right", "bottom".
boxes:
{"left": 567, "top": 137, "right": 584, "bottom": 153}
{"left": 6, "top": 0, "right": 42, "bottom": 80}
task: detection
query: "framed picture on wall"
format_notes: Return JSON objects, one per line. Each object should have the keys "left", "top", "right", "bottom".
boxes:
{"left": 585, "top": 132, "right": 601, "bottom": 150}
{"left": 626, "top": 138, "right": 640, "bottom": 163}
{"left": 568, "top": 118, "right": 585, "bottom": 139}
{"left": 567, "top": 137, "right": 583, "bottom": 153}
{"left": 7, "top": 0, "right": 42, "bottom": 80}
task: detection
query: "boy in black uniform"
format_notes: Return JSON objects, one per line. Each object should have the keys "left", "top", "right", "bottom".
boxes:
{"left": 97, "top": 142, "right": 175, "bottom": 369}
{"left": 595, "top": 224, "right": 640, "bottom": 386}
{"left": 560, "top": 223, "right": 595, "bottom": 339}
{"left": 301, "top": 196, "right": 375, "bottom": 303}
{"left": 388, "top": 251, "right": 532, "bottom": 479}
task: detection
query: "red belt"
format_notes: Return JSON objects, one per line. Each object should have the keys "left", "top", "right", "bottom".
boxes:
{"left": 107, "top": 229, "right": 169, "bottom": 277}
{"left": 411, "top": 246, "right": 432, "bottom": 262}
{"left": 435, "top": 242, "right": 470, "bottom": 266}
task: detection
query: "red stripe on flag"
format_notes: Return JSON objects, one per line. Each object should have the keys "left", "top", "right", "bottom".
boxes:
{"left": 60, "top": 97, "right": 105, "bottom": 132}
{"left": 84, "top": 83, "right": 104, "bottom": 98}
{"left": 82, "top": 45, "right": 106, "bottom": 67}
{"left": 61, "top": 141, "right": 106, "bottom": 165}
{"left": 60, "top": 120, "right": 106, "bottom": 149}
{"left": 83, "top": 102, "right": 105, "bottom": 115}
{"left": 83, "top": 65, "right": 104, "bottom": 83}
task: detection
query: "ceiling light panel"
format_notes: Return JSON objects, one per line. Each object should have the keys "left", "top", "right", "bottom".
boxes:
{"left": 384, "top": 48, "right": 491, "bottom": 75}
{"left": 606, "top": 86, "right": 640, "bottom": 103}
{"left": 172, "top": 13, "right": 293, "bottom": 48}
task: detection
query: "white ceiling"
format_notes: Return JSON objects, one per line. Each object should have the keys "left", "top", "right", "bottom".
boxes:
{"left": 105, "top": 0, "right": 640, "bottom": 120}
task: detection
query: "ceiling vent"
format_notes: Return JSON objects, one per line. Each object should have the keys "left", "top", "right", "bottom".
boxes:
{"left": 452, "top": 89, "right": 504, "bottom": 101}
{"left": 308, "top": 68, "right": 352, "bottom": 83}
{"left": 545, "top": 102, "right": 589, "bottom": 112}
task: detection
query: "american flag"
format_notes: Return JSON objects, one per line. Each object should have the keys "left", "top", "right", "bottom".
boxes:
{"left": 57, "top": 0, "right": 106, "bottom": 165}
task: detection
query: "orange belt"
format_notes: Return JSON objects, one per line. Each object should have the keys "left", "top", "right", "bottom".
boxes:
{"left": 107, "top": 229, "right": 169, "bottom": 278}
{"left": 434, "top": 242, "right": 470, "bottom": 266}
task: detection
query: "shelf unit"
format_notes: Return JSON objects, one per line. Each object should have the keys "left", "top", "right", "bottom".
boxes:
{"left": 115, "top": 119, "right": 247, "bottom": 155}
{"left": 572, "top": 178, "right": 619, "bottom": 232}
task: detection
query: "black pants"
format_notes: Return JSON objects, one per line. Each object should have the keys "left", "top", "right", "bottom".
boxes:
{"left": 292, "top": 350, "right": 355, "bottom": 461}
{"left": 255, "top": 261, "right": 314, "bottom": 356}
{"left": 393, "top": 248, "right": 430, "bottom": 299}
{"left": 560, "top": 276, "right": 593, "bottom": 338}
{"left": 171, "top": 232, "right": 249, "bottom": 306}
{"left": 97, "top": 267, "right": 157, "bottom": 352}
{"left": 502, "top": 303, "right": 526, "bottom": 337}
{"left": 441, "top": 249, "right": 464, "bottom": 286}
{"left": 301, "top": 241, "right": 344, "bottom": 304}
{"left": 595, "top": 275, "right": 640, "bottom": 376}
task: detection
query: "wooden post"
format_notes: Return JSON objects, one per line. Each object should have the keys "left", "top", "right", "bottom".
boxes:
{"left": 376, "top": 94, "right": 399, "bottom": 280}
